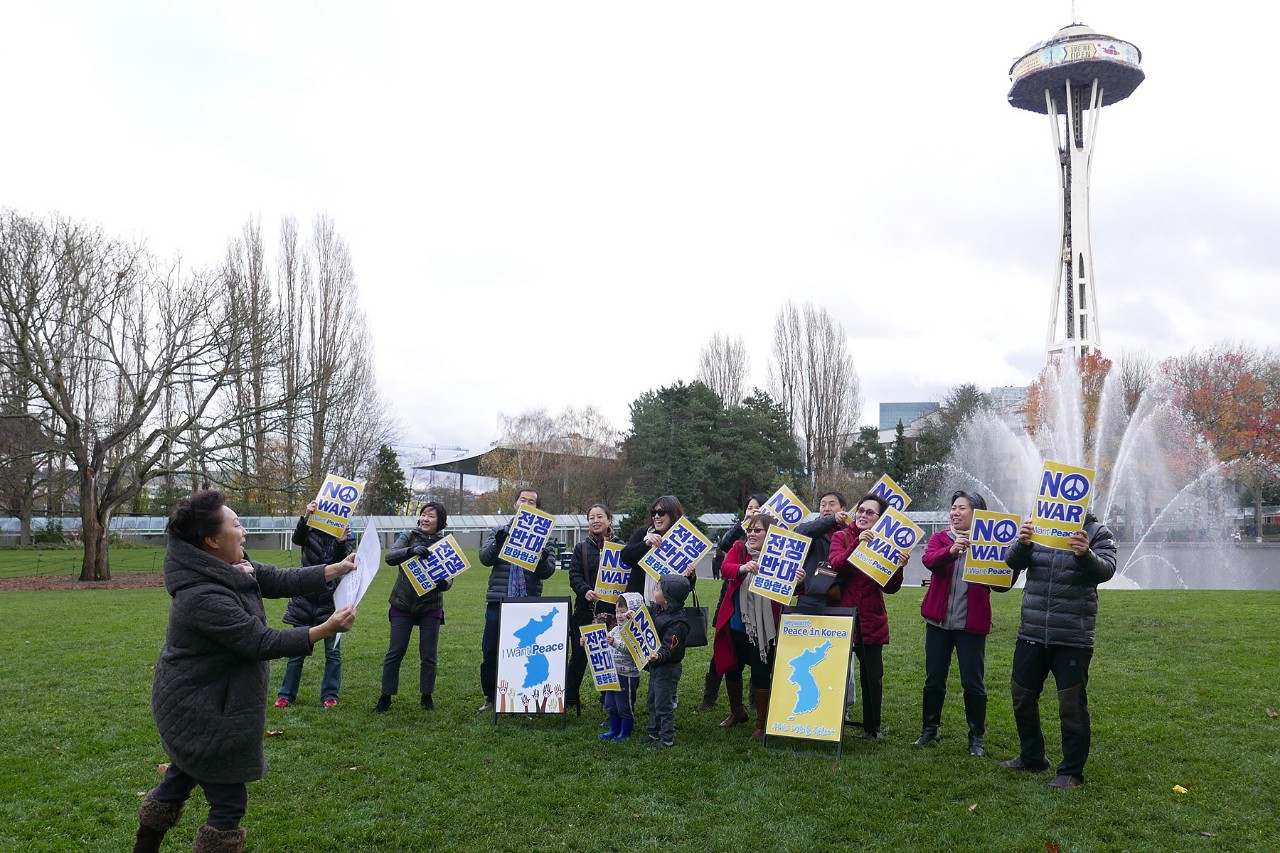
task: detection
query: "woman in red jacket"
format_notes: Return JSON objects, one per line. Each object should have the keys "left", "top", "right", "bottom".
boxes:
{"left": 916, "top": 490, "right": 1003, "bottom": 756}
{"left": 828, "top": 493, "right": 903, "bottom": 740}
{"left": 712, "top": 513, "right": 805, "bottom": 740}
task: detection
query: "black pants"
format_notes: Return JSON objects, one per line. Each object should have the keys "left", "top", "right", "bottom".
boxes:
{"left": 728, "top": 629, "right": 774, "bottom": 690}
{"left": 480, "top": 601, "right": 501, "bottom": 700}
{"left": 152, "top": 763, "right": 247, "bottom": 831}
{"left": 381, "top": 611, "right": 441, "bottom": 697}
{"left": 853, "top": 643, "right": 885, "bottom": 731}
{"left": 1011, "top": 639, "right": 1094, "bottom": 780}
{"left": 924, "top": 623, "right": 987, "bottom": 696}
{"left": 567, "top": 612, "right": 589, "bottom": 706}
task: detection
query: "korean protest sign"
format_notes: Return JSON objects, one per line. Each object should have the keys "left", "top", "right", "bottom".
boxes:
{"left": 847, "top": 507, "right": 923, "bottom": 587}
{"left": 766, "top": 611, "right": 856, "bottom": 744}
{"left": 868, "top": 473, "right": 912, "bottom": 512}
{"left": 964, "top": 510, "right": 1021, "bottom": 588}
{"left": 1030, "top": 460, "right": 1095, "bottom": 551}
{"left": 500, "top": 505, "right": 556, "bottom": 571}
{"left": 758, "top": 485, "right": 811, "bottom": 531}
{"left": 638, "top": 517, "right": 713, "bottom": 582}
{"left": 749, "top": 527, "right": 813, "bottom": 605}
{"left": 593, "top": 541, "right": 629, "bottom": 604}
{"left": 581, "top": 622, "right": 620, "bottom": 692}
{"left": 400, "top": 534, "right": 471, "bottom": 596}
{"left": 621, "top": 601, "right": 660, "bottom": 670}
{"left": 308, "top": 474, "right": 364, "bottom": 538}
{"left": 495, "top": 598, "right": 570, "bottom": 714}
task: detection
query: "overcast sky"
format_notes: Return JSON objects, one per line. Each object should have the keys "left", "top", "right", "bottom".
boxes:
{"left": 3, "top": 1, "right": 1276, "bottom": 470}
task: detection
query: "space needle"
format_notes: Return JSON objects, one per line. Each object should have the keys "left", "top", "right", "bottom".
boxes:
{"left": 1008, "top": 24, "right": 1144, "bottom": 361}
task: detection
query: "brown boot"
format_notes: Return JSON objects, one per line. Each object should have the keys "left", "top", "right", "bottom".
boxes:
{"left": 719, "top": 673, "right": 748, "bottom": 727}
{"left": 751, "top": 688, "right": 771, "bottom": 740}
{"left": 192, "top": 824, "right": 246, "bottom": 853}
{"left": 133, "top": 795, "right": 185, "bottom": 853}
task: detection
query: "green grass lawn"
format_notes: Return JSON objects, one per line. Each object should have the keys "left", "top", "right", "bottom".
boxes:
{"left": 0, "top": 546, "right": 1277, "bottom": 851}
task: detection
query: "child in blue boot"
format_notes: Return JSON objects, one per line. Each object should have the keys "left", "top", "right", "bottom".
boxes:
{"left": 599, "top": 592, "right": 644, "bottom": 742}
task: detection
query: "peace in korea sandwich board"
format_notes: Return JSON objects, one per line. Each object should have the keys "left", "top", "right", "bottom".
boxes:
{"left": 764, "top": 608, "right": 856, "bottom": 753}
{"left": 495, "top": 597, "right": 570, "bottom": 716}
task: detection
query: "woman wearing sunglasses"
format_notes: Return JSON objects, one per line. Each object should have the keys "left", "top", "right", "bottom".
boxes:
{"left": 620, "top": 495, "right": 693, "bottom": 603}
{"left": 828, "top": 493, "right": 903, "bottom": 740}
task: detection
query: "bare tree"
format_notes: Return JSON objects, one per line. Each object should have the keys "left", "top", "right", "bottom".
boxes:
{"left": 0, "top": 212, "right": 273, "bottom": 579}
{"left": 1118, "top": 348, "right": 1154, "bottom": 417}
{"left": 696, "top": 333, "right": 749, "bottom": 407}
{"left": 767, "top": 300, "right": 862, "bottom": 487}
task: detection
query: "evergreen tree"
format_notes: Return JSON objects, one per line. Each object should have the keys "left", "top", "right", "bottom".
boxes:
{"left": 363, "top": 444, "right": 411, "bottom": 515}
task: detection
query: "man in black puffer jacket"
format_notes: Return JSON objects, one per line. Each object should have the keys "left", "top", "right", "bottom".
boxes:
{"left": 999, "top": 511, "right": 1116, "bottom": 789}
{"left": 273, "top": 501, "right": 353, "bottom": 708}
{"left": 476, "top": 488, "right": 557, "bottom": 713}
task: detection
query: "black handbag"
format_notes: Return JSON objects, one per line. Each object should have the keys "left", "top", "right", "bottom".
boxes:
{"left": 684, "top": 588, "right": 709, "bottom": 647}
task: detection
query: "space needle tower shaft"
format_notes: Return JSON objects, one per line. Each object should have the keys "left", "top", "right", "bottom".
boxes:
{"left": 1008, "top": 25, "right": 1144, "bottom": 361}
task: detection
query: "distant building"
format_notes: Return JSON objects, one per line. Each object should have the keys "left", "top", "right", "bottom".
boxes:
{"left": 989, "top": 385, "right": 1028, "bottom": 410}
{"left": 879, "top": 402, "right": 939, "bottom": 432}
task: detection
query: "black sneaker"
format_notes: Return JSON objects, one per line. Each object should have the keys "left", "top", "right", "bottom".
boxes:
{"left": 373, "top": 695, "right": 392, "bottom": 714}
{"left": 421, "top": 694, "right": 434, "bottom": 711}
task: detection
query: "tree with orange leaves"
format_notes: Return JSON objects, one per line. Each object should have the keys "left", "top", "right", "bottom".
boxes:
{"left": 1163, "top": 342, "right": 1280, "bottom": 538}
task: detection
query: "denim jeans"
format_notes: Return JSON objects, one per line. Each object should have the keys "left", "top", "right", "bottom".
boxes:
{"left": 923, "top": 622, "right": 987, "bottom": 697}
{"left": 277, "top": 634, "right": 341, "bottom": 702}
{"left": 604, "top": 674, "right": 639, "bottom": 720}
{"left": 646, "top": 663, "right": 682, "bottom": 745}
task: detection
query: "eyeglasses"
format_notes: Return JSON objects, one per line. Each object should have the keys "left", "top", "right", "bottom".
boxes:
{"left": 855, "top": 508, "right": 879, "bottom": 516}
{"left": 650, "top": 509, "right": 668, "bottom": 517}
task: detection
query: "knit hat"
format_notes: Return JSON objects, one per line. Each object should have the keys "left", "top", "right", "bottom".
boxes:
{"left": 658, "top": 573, "right": 690, "bottom": 608}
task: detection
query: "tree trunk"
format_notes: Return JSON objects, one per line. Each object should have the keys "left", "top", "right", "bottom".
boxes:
{"left": 78, "top": 473, "right": 111, "bottom": 582}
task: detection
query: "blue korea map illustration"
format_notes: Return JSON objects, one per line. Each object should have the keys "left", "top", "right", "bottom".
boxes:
{"left": 512, "top": 608, "right": 560, "bottom": 688}
{"left": 786, "top": 640, "right": 832, "bottom": 715}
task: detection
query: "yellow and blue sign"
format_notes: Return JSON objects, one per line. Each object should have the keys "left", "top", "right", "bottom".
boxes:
{"left": 308, "top": 474, "right": 364, "bottom": 538}
{"left": 750, "top": 527, "right": 813, "bottom": 605}
{"left": 401, "top": 534, "right": 471, "bottom": 596}
{"left": 581, "top": 622, "right": 620, "bottom": 692}
{"left": 964, "top": 510, "right": 1021, "bottom": 588}
{"left": 638, "top": 517, "right": 713, "bottom": 582}
{"left": 594, "top": 541, "right": 629, "bottom": 604}
{"left": 759, "top": 485, "right": 811, "bottom": 531}
{"left": 868, "top": 473, "right": 912, "bottom": 512}
{"left": 500, "top": 505, "right": 556, "bottom": 571}
{"left": 765, "top": 612, "right": 855, "bottom": 743}
{"left": 847, "top": 507, "right": 922, "bottom": 587}
{"left": 1030, "top": 460, "right": 1095, "bottom": 551}
{"left": 621, "top": 602, "right": 659, "bottom": 670}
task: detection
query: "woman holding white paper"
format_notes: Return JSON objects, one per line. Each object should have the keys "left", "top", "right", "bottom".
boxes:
{"left": 915, "top": 489, "right": 1005, "bottom": 756}
{"left": 566, "top": 503, "right": 617, "bottom": 713}
{"left": 828, "top": 493, "right": 903, "bottom": 740}
{"left": 711, "top": 513, "right": 805, "bottom": 739}
{"left": 375, "top": 501, "right": 452, "bottom": 713}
